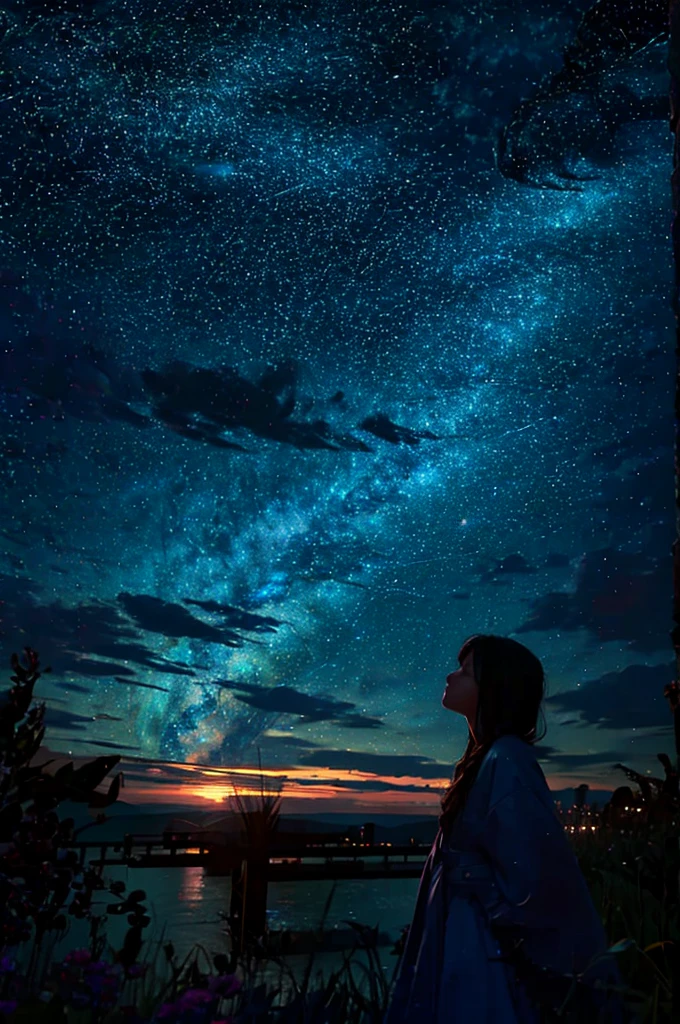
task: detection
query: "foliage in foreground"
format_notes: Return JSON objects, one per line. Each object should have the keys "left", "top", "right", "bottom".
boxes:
{"left": 570, "top": 826, "right": 680, "bottom": 1023}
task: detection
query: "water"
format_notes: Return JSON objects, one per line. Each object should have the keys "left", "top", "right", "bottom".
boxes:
{"left": 35, "top": 866, "right": 420, "bottom": 990}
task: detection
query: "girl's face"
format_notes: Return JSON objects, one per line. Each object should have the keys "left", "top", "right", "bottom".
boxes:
{"left": 442, "top": 650, "right": 479, "bottom": 724}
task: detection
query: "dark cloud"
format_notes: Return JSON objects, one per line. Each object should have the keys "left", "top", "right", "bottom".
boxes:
{"left": 516, "top": 547, "right": 671, "bottom": 652}
{"left": 43, "top": 707, "right": 95, "bottom": 731}
{"left": 545, "top": 661, "right": 674, "bottom": 730}
{"left": 54, "top": 681, "right": 92, "bottom": 694}
{"left": 544, "top": 553, "right": 570, "bottom": 568}
{"left": 293, "top": 777, "right": 436, "bottom": 793}
{"left": 594, "top": 457, "right": 673, "bottom": 529}
{"left": 211, "top": 679, "right": 383, "bottom": 729}
{"left": 358, "top": 412, "right": 440, "bottom": 447}
{"left": 255, "top": 733, "right": 328, "bottom": 763}
{"left": 118, "top": 592, "right": 267, "bottom": 647}
{"left": 59, "top": 738, "right": 141, "bottom": 752}
{"left": 298, "top": 749, "right": 450, "bottom": 779}
{"left": 142, "top": 360, "right": 372, "bottom": 453}
{"left": 0, "top": 436, "right": 68, "bottom": 491}
{"left": 498, "top": 3, "right": 667, "bottom": 189}
{"left": 335, "top": 714, "right": 383, "bottom": 730}
{"left": 580, "top": 415, "right": 673, "bottom": 558}
{"left": 591, "top": 414, "right": 671, "bottom": 472}
{"left": 113, "top": 676, "right": 171, "bottom": 693}
{"left": 141, "top": 360, "right": 443, "bottom": 455}
{"left": 0, "top": 579, "right": 286, "bottom": 700}
{"left": 527, "top": 743, "right": 560, "bottom": 760}
{"left": 0, "top": 574, "right": 199, "bottom": 684}
{"left": 636, "top": 726, "right": 676, "bottom": 741}
{"left": 357, "top": 672, "right": 406, "bottom": 697}
{"left": 534, "top": 747, "right": 634, "bottom": 770}
{"left": 0, "top": 270, "right": 149, "bottom": 428}
{"left": 259, "top": 734, "right": 319, "bottom": 752}
{"left": 0, "top": 273, "right": 435, "bottom": 457}
{"left": 591, "top": 347, "right": 672, "bottom": 470}
{"left": 116, "top": 770, "right": 190, "bottom": 787}
{"left": 493, "top": 554, "right": 535, "bottom": 574}
{"left": 479, "top": 554, "right": 536, "bottom": 582}
{"left": 183, "top": 599, "right": 283, "bottom": 633}
{"left": 59, "top": 659, "right": 140, "bottom": 679}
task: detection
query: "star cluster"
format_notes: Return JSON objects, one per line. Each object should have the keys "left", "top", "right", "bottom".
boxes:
{"left": 0, "top": 0, "right": 674, "bottom": 806}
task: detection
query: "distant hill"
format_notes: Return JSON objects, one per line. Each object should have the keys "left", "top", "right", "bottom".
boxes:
{"left": 57, "top": 801, "right": 207, "bottom": 841}
{"left": 54, "top": 787, "right": 614, "bottom": 843}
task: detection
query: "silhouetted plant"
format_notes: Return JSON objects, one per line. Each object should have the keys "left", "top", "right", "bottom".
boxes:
{"left": 0, "top": 648, "right": 151, "bottom": 1010}
{"left": 229, "top": 747, "right": 283, "bottom": 852}
{"left": 226, "top": 749, "right": 284, "bottom": 963}
{"left": 217, "top": 880, "right": 398, "bottom": 1023}
{"left": 568, "top": 826, "right": 680, "bottom": 1022}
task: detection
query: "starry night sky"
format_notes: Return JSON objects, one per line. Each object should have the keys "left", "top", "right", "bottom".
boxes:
{"left": 0, "top": 0, "right": 675, "bottom": 811}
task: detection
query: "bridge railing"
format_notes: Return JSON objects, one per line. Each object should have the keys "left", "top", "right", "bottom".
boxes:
{"left": 58, "top": 833, "right": 434, "bottom": 867}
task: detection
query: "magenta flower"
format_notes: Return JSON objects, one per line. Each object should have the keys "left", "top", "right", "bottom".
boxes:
{"left": 177, "top": 989, "right": 214, "bottom": 1010}
{"left": 208, "top": 975, "right": 242, "bottom": 998}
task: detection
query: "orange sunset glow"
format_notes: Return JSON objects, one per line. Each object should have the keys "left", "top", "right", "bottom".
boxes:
{"left": 108, "top": 756, "right": 614, "bottom": 815}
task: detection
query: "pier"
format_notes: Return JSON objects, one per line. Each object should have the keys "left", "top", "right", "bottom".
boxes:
{"left": 65, "top": 831, "right": 431, "bottom": 880}
{"left": 62, "top": 826, "right": 431, "bottom": 956}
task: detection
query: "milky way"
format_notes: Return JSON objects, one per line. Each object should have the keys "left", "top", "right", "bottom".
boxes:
{"left": 0, "top": 0, "right": 675, "bottom": 802}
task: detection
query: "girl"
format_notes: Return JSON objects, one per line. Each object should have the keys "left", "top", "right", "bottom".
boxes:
{"left": 383, "top": 634, "right": 630, "bottom": 1023}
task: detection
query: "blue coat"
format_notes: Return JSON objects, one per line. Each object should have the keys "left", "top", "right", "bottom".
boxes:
{"left": 383, "top": 734, "right": 631, "bottom": 1023}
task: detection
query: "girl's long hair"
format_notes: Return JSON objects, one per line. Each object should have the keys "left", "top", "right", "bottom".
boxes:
{"left": 439, "top": 634, "right": 547, "bottom": 836}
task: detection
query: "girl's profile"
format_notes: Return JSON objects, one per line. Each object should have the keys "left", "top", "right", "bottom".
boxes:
{"left": 383, "top": 633, "right": 630, "bottom": 1023}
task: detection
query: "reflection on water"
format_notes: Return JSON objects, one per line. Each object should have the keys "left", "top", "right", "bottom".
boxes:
{"left": 105, "top": 868, "right": 419, "bottom": 986}
{"left": 122, "top": 868, "right": 418, "bottom": 952}
{"left": 17, "top": 865, "right": 419, "bottom": 988}
{"left": 177, "top": 866, "right": 205, "bottom": 904}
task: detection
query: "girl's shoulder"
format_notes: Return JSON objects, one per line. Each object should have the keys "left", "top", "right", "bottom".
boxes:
{"left": 445, "top": 737, "right": 550, "bottom": 846}
{"left": 475, "top": 734, "right": 548, "bottom": 811}
{"left": 489, "top": 732, "right": 535, "bottom": 756}
{"left": 481, "top": 733, "right": 536, "bottom": 775}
